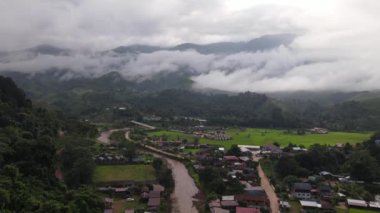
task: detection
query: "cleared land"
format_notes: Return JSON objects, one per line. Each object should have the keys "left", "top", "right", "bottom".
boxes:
{"left": 94, "top": 165, "right": 155, "bottom": 182}
{"left": 148, "top": 128, "right": 371, "bottom": 148}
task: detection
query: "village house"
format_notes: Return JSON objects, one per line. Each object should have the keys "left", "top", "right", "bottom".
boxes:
{"left": 236, "top": 206, "right": 261, "bottom": 213}
{"left": 236, "top": 186, "right": 270, "bottom": 209}
{"left": 104, "top": 197, "right": 113, "bottom": 210}
{"left": 124, "top": 209, "right": 134, "bottom": 213}
{"left": 292, "top": 183, "right": 312, "bottom": 199}
{"left": 261, "top": 144, "right": 283, "bottom": 158}
{"left": 147, "top": 198, "right": 160, "bottom": 210}
{"left": 310, "top": 127, "right": 329, "bottom": 134}
{"left": 347, "top": 198, "right": 368, "bottom": 208}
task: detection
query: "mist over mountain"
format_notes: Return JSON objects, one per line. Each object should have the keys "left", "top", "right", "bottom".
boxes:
{"left": 0, "top": 31, "right": 379, "bottom": 94}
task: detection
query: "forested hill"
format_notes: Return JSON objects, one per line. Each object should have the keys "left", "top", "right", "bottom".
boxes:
{"left": 0, "top": 76, "right": 103, "bottom": 212}
{"left": 3, "top": 72, "right": 380, "bottom": 131}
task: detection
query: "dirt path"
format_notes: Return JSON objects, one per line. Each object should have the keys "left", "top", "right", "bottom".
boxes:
{"left": 258, "top": 164, "right": 280, "bottom": 213}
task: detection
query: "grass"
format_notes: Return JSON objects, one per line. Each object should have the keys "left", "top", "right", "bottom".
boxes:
{"left": 349, "top": 208, "right": 380, "bottom": 213}
{"left": 148, "top": 128, "right": 371, "bottom": 149}
{"left": 259, "top": 158, "right": 277, "bottom": 179}
{"left": 183, "top": 148, "right": 200, "bottom": 154}
{"left": 94, "top": 165, "right": 155, "bottom": 182}
{"left": 112, "top": 197, "right": 147, "bottom": 213}
{"left": 289, "top": 200, "right": 302, "bottom": 213}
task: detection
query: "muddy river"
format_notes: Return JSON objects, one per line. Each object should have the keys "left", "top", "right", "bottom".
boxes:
{"left": 98, "top": 129, "right": 199, "bottom": 213}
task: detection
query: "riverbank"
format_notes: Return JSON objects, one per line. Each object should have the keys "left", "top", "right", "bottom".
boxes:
{"left": 99, "top": 128, "right": 200, "bottom": 213}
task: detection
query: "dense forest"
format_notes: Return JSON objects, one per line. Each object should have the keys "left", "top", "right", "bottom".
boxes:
{"left": 0, "top": 76, "right": 103, "bottom": 212}
{"left": 3, "top": 71, "right": 380, "bottom": 131}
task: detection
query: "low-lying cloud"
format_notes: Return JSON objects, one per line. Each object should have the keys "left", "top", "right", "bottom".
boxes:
{"left": 0, "top": 0, "right": 379, "bottom": 92}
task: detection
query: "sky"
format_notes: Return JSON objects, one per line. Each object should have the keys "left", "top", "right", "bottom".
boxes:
{"left": 0, "top": 0, "right": 379, "bottom": 92}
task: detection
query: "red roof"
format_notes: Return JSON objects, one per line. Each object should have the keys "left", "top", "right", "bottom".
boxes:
{"left": 223, "top": 156, "right": 240, "bottom": 161}
{"left": 235, "top": 194, "right": 268, "bottom": 204}
{"left": 148, "top": 198, "right": 160, "bottom": 207}
{"left": 236, "top": 207, "right": 261, "bottom": 213}
{"left": 221, "top": 200, "right": 238, "bottom": 207}
{"left": 148, "top": 190, "right": 161, "bottom": 198}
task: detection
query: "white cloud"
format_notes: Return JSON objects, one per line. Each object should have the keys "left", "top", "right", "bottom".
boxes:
{"left": 0, "top": 0, "right": 379, "bottom": 92}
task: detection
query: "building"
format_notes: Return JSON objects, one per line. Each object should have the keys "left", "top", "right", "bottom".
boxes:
{"left": 292, "top": 183, "right": 312, "bottom": 199}
{"left": 347, "top": 198, "right": 368, "bottom": 208}
{"left": 300, "top": 200, "right": 322, "bottom": 210}
{"left": 211, "top": 207, "right": 230, "bottom": 213}
{"left": 220, "top": 200, "right": 239, "bottom": 210}
{"left": 261, "top": 144, "right": 283, "bottom": 158}
{"left": 147, "top": 198, "right": 160, "bottom": 209}
{"left": 310, "top": 127, "right": 329, "bottom": 134}
{"left": 236, "top": 207, "right": 261, "bottom": 213}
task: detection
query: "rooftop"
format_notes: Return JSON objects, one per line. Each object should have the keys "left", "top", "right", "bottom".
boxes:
{"left": 148, "top": 198, "right": 160, "bottom": 207}
{"left": 300, "top": 200, "right": 321, "bottom": 208}
{"left": 347, "top": 198, "right": 367, "bottom": 207}
{"left": 236, "top": 207, "right": 261, "bottom": 213}
{"left": 293, "top": 182, "right": 312, "bottom": 191}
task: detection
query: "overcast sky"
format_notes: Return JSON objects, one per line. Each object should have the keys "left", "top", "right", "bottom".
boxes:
{"left": 0, "top": 0, "right": 379, "bottom": 92}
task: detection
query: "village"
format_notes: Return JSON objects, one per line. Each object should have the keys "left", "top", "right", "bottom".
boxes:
{"left": 94, "top": 121, "right": 380, "bottom": 213}
{"left": 137, "top": 124, "right": 380, "bottom": 213}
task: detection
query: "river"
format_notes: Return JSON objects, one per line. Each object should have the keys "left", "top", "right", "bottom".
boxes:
{"left": 97, "top": 129, "right": 199, "bottom": 213}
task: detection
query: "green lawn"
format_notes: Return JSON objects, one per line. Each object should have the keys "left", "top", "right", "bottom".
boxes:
{"left": 260, "top": 158, "right": 277, "bottom": 179}
{"left": 94, "top": 165, "right": 155, "bottom": 182}
{"left": 148, "top": 128, "right": 371, "bottom": 148}
{"left": 183, "top": 148, "right": 200, "bottom": 154}
{"left": 349, "top": 208, "right": 380, "bottom": 213}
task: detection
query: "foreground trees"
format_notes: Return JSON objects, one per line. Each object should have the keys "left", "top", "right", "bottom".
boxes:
{"left": 0, "top": 76, "right": 103, "bottom": 212}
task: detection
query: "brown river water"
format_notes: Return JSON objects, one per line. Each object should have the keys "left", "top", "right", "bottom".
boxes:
{"left": 98, "top": 129, "right": 199, "bottom": 213}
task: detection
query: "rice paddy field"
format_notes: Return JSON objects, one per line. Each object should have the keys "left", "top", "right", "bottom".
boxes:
{"left": 94, "top": 165, "right": 155, "bottom": 182}
{"left": 148, "top": 128, "right": 371, "bottom": 149}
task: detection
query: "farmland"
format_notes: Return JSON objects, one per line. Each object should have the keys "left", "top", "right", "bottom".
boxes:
{"left": 148, "top": 128, "right": 371, "bottom": 148}
{"left": 94, "top": 165, "right": 155, "bottom": 182}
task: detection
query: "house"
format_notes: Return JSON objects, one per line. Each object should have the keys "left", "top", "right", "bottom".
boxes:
{"left": 369, "top": 201, "right": 380, "bottom": 210}
{"left": 292, "top": 183, "right": 312, "bottom": 199}
{"left": 153, "top": 184, "right": 165, "bottom": 192}
{"left": 124, "top": 209, "right": 134, "bottom": 213}
{"left": 148, "top": 198, "right": 160, "bottom": 209}
{"left": 104, "top": 197, "right": 113, "bottom": 209}
{"left": 310, "top": 127, "right": 329, "bottom": 134}
{"left": 223, "top": 156, "right": 240, "bottom": 162}
{"left": 222, "top": 195, "right": 235, "bottom": 201}
{"left": 280, "top": 201, "right": 291, "bottom": 210}
{"left": 300, "top": 200, "right": 321, "bottom": 209}
{"left": 236, "top": 207, "right": 260, "bottom": 213}
{"left": 319, "top": 185, "right": 333, "bottom": 198}
{"left": 220, "top": 200, "right": 239, "bottom": 209}
{"left": 261, "top": 144, "right": 283, "bottom": 158}
{"left": 209, "top": 199, "right": 221, "bottom": 209}
{"left": 347, "top": 198, "right": 368, "bottom": 208}
{"left": 211, "top": 207, "right": 230, "bottom": 213}
{"left": 236, "top": 187, "right": 269, "bottom": 208}
{"left": 148, "top": 190, "right": 161, "bottom": 198}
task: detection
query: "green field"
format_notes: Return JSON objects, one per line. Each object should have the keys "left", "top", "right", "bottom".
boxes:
{"left": 148, "top": 128, "right": 371, "bottom": 148}
{"left": 94, "top": 165, "right": 155, "bottom": 182}
{"left": 349, "top": 208, "right": 380, "bottom": 213}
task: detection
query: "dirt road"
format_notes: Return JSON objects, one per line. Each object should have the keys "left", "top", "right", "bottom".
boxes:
{"left": 258, "top": 164, "right": 280, "bottom": 213}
